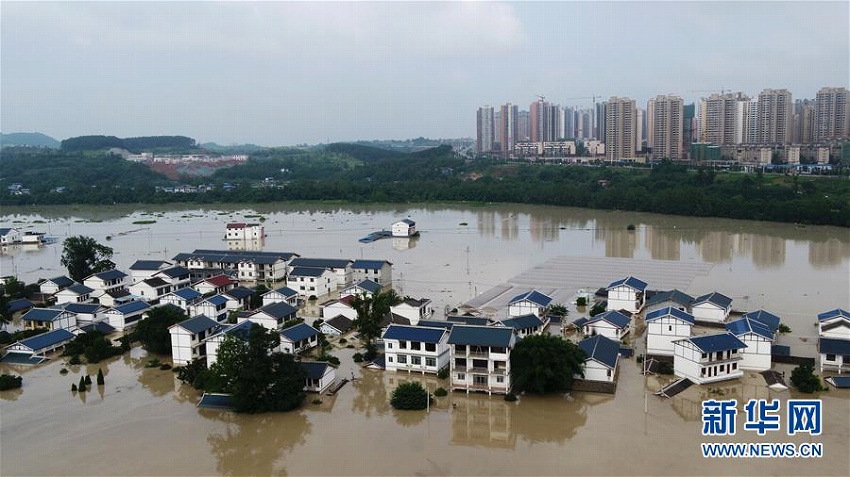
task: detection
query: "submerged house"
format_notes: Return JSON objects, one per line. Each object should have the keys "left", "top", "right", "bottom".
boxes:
{"left": 39, "top": 276, "right": 75, "bottom": 296}
{"left": 279, "top": 323, "right": 320, "bottom": 355}
{"left": 159, "top": 288, "right": 204, "bottom": 313}
{"left": 169, "top": 315, "right": 220, "bottom": 365}
{"left": 817, "top": 308, "right": 850, "bottom": 373}
{"left": 339, "top": 279, "right": 383, "bottom": 299}
{"left": 582, "top": 310, "right": 631, "bottom": 342}
{"left": 300, "top": 361, "right": 336, "bottom": 393}
{"left": 243, "top": 301, "right": 298, "bottom": 330}
{"left": 672, "top": 333, "right": 746, "bottom": 384}
{"left": 643, "top": 289, "right": 694, "bottom": 316}
{"left": 21, "top": 308, "right": 77, "bottom": 331}
{"left": 382, "top": 324, "right": 450, "bottom": 374}
{"left": 262, "top": 286, "right": 299, "bottom": 307}
{"left": 319, "top": 315, "right": 354, "bottom": 337}
{"left": 645, "top": 307, "right": 695, "bottom": 357}
{"left": 507, "top": 290, "right": 552, "bottom": 318}
{"left": 103, "top": 300, "right": 151, "bottom": 331}
{"left": 690, "top": 292, "right": 733, "bottom": 324}
{"left": 392, "top": 219, "right": 416, "bottom": 237}
{"left": 606, "top": 276, "right": 647, "bottom": 314}
{"left": 3, "top": 329, "right": 76, "bottom": 363}
{"left": 54, "top": 284, "right": 94, "bottom": 305}
{"left": 498, "top": 314, "right": 548, "bottom": 338}
{"left": 448, "top": 325, "right": 516, "bottom": 395}
{"left": 390, "top": 297, "right": 434, "bottom": 326}
{"left": 351, "top": 260, "right": 392, "bottom": 285}
{"left": 725, "top": 317, "right": 774, "bottom": 371}
{"left": 577, "top": 334, "right": 620, "bottom": 384}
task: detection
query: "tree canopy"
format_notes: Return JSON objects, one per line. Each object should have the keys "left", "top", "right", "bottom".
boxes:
{"left": 351, "top": 289, "right": 402, "bottom": 347}
{"left": 132, "top": 304, "right": 187, "bottom": 355}
{"left": 60, "top": 236, "right": 114, "bottom": 282}
{"left": 207, "top": 324, "right": 306, "bottom": 413}
{"left": 510, "top": 334, "right": 587, "bottom": 394}
{"left": 390, "top": 381, "right": 429, "bottom": 410}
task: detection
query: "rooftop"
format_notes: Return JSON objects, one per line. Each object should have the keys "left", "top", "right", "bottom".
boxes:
{"left": 129, "top": 260, "right": 171, "bottom": 271}
{"left": 352, "top": 259, "right": 392, "bottom": 270}
{"left": 500, "top": 314, "right": 544, "bottom": 330}
{"left": 645, "top": 289, "right": 694, "bottom": 308}
{"left": 817, "top": 308, "right": 850, "bottom": 322}
{"left": 323, "top": 315, "right": 354, "bottom": 333}
{"left": 607, "top": 276, "right": 648, "bottom": 292}
{"left": 726, "top": 317, "right": 773, "bottom": 340}
{"left": 174, "top": 315, "right": 220, "bottom": 334}
{"left": 22, "top": 308, "right": 65, "bottom": 322}
{"left": 819, "top": 337, "right": 850, "bottom": 355}
{"left": 382, "top": 324, "right": 446, "bottom": 343}
{"left": 448, "top": 325, "right": 514, "bottom": 348}
{"left": 579, "top": 335, "right": 620, "bottom": 369}
{"left": 17, "top": 328, "right": 76, "bottom": 351}
{"left": 509, "top": 290, "right": 552, "bottom": 307}
{"left": 645, "top": 307, "right": 695, "bottom": 324}
{"left": 289, "top": 266, "right": 329, "bottom": 278}
{"left": 586, "top": 310, "right": 631, "bottom": 329}
{"left": 172, "top": 288, "right": 203, "bottom": 300}
{"left": 741, "top": 310, "right": 781, "bottom": 333}
{"left": 256, "top": 301, "right": 297, "bottom": 319}
{"left": 682, "top": 333, "right": 746, "bottom": 353}
{"left": 280, "top": 322, "right": 320, "bottom": 342}
{"left": 290, "top": 257, "right": 352, "bottom": 269}
{"left": 693, "top": 292, "right": 733, "bottom": 309}
{"left": 300, "top": 361, "right": 331, "bottom": 380}
{"left": 111, "top": 301, "right": 151, "bottom": 314}
{"left": 87, "top": 269, "right": 127, "bottom": 281}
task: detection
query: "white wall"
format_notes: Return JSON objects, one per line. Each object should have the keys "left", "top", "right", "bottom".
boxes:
{"left": 692, "top": 303, "right": 728, "bottom": 323}
{"left": 646, "top": 319, "right": 692, "bottom": 356}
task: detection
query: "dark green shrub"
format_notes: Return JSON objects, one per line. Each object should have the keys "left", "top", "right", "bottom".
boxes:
{"left": 437, "top": 367, "right": 449, "bottom": 380}
{"left": 627, "top": 224, "right": 636, "bottom": 231}
{"left": 84, "top": 375, "right": 92, "bottom": 385}
{"left": 778, "top": 323, "right": 792, "bottom": 334}
{"left": 69, "top": 355, "right": 82, "bottom": 365}
{"left": 338, "top": 338, "right": 347, "bottom": 345}
{"left": 589, "top": 303, "right": 606, "bottom": 317}
{"left": 146, "top": 358, "right": 161, "bottom": 368}
{"left": 504, "top": 392, "right": 518, "bottom": 402}
{"left": 159, "top": 364, "right": 172, "bottom": 370}
{"left": 96, "top": 368, "right": 105, "bottom": 385}
{"left": 433, "top": 387, "right": 447, "bottom": 397}
{"left": 390, "top": 381, "right": 429, "bottom": 410}
{"left": 791, "top": 363, "right": 823, "bottom": 393}
{"left": 353, "top": 352, "right": 364, "bottom": 363}
{"left": 657, "top": 362, "right": 674, "bottom": 375}
{"left": 0, "top": 374, "right": 23, "bottom": 391}
{"left": 71, "top": 383, "right": 78, "bottom": 392}
{"left": 576, "top": 297, "right": 588, "bottom": 307}
{"left": 60, "top": 368, "right": 69, "bottom": 375}
{"left": 78, "top": 376, "right": 86, "bottom": 392}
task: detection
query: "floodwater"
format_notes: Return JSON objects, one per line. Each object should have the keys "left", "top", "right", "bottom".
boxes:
{"left": 1, "top": 203, "right": 849, "bottom": 476}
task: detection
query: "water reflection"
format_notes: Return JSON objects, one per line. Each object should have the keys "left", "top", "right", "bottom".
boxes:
{"left": 500, "top": 212, "right": 519, "bottom": 241}
{"left": 671, "top": 380, "right": 770, "bottom": 422}
{"left": 477, "top": 210, "right": 496, "bottom": 238}
{"left": 644, "top": 225, "right": 680, "bottom": 261}
{"left": 205, "top": 411, "right": 311, "bottom": 476}
{"left": 0, "top": 387, "right": 23, "bottom": 401}
{"left": 351, "top": 369, "right": 390, "bottom": 417}
{"left": 451, "top": 395, "right": 516, "bottom": 448}
{"left": 752, "top": 235, "right": 786, "bottom": 269}
{"left": 809, "top": 238, "right": 850, "bottom": 269}
{"left": 392, "top": 237, "right": 417, "bottom": 251}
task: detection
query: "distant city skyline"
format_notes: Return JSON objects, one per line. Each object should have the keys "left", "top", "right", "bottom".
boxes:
{"left": 2, "top": 2, "right": 847, "bottom": 146}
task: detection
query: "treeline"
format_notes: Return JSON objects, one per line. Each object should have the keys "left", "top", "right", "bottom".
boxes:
{"left": 60, "top": 135, "right": 196, "bottom": 152}
{"left": 2, "top": 146, "right": 849, "bottom": 227}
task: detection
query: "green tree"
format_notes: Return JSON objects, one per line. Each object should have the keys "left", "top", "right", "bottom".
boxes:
{"left": 790, "top": 363, "right": 823, "bottom": 393}
{"left": 60, "top": 236, "right": 114, "bottom": 281}
{"left": 0, "top": 374, "right": 23, "bottom": 391}
{"left": 390, "top": 381, "right": 429, "bottom": 410}
{"left": 208, "top": 324, "right": 306, "bottom": 413}
{"left": 250, "top": 285, "right": 269, "bottom": 309}
{"left": 510, "top": 334, "right": 587, "bottom": 394}
{"left": 96, "top": 368, "right": 105, "bottom": 385}
{"left": 351, "top": 289, "right": 402, "bottom": 347}
{"left": 132, "top": 304, "right": 186, "bottom": 355}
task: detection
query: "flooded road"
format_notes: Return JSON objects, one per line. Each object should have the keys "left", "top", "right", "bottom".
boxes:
{"left": 1, "top": 203, "right": 849, "bottom": 475}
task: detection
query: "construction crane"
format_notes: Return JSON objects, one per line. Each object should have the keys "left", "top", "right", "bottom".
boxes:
{"left": 535, "top": 94, "right": 546, "bottom": 103}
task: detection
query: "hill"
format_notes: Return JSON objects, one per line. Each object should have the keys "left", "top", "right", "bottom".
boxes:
{"left": 61, "top": 135, "right": 197, "bottom": 153}
{"left": 0, "top": 132, "right": 60, "bottom": 149}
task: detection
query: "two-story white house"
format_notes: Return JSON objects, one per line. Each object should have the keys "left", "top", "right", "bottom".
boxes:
{"left": 578, "top": 334, "right": 620, "bottom": 383}
{"left": 205, "top": 321, "right": 258, "bottom": 367}
{"left": 392, "top": 219, "right": 416, "bottom": 237}
{"left": 672, "top": 333, "right": 746, "bottom": 384}
{"left": 102, "top": 300, "right": 151, "bottom": 332}
{"left": 448, "top": 325, "right": 517, "bottom": 395}
{"left": 159, "top": 288, "right": 204, "bottom": 314}
{"left": 300, "top": 361, "right": 336, "bottom": 393}
{"left": 192, "top": 274, "right": 238, "bottom": 296}
{"left": 225, "top": 222, "right": 265, "bottom": 240}
{"left": 262, "top": 286, "right": 299, "bottom": 307}
{"left": 725, "top": 317, "right": 774, "bottom": 371}
{"left": 319, "top": 315, "right": 354, "bottom": 337}
{"left": 128, "top": 260, "right": 173, "bottom": 282}
{"left": 21, "top": 308, "right": 77, "bottom": 331}
{"left": 54, "top": 284, "right": 94, "bottom": 305}
{"left": 279, "top": 322, "right": 320, "bottom": 355}
{"left": 241, "top": 301, "right": 298, "bottom": 330}
{"left": 645, "top": 307, "right": 695, "bottom": 357}
{"left": 57, "top": 302, "right": 103, "bottom": 325}
{"left": 351, "top": 260, "right": 393, "bottom": 285}
{"left": 606, "top": 276, "right": 647, "bottom": 313}
{"left": 498, "top": 314, "right": 548, "bottom": 338}
{"left": 817, "top": 308, "right": 850, "bottom": 373}
{"left": 320, "top": 296, "right": 358, "bottom": 321}
{"left": 288, "top": 258, "right": 352, "bottom": 288}
{"left": 152, "top": 266, "right": 192, "bottom": 290}
{"left": 340, "top": 279, "right": 383, "bottom": 299}
{"left": 287, "top": 267, "right": 335, "bottom": 298}
{"left": 191, "top": 295, "right": 231, "bottom": 323}
{"left": 83, "top": 269, "right": 129, "bottom": 303}
{"left": 39, "top": 276, "right": 75, "bottom": 295}
{"left": 129, "top": 278, "right": 172, "bottom": 301}
{"left": 382, "top": 324, "right": 450, "bottom": 374}
{"left": 507, "top": 290, "right": 552, "bottom": 318}
{"left": 582, "top": 310, "right": 631, "bottom": 342}
{"left": 169, "top": 315, "right": 220, "bottom": 365}
{"left": 643, "top": 289, "right": 694, "bottom": 316}
{"left": 741, "top": 310, "right": 781, "bottom": 335}
{"left": 690, "top": 292, "right": 733, "bottom": 324}
{"left": 390, "top": 298, "right": 434, "bottom": 326}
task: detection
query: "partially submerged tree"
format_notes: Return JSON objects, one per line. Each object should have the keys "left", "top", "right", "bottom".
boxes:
{"left": 133, "top": 304, "right": 186, "bottom": 355}
{"left": 510, "top": 334, "right": 587, "bottom": 394}
{"left": 60, "top": 236, "right": 114, "bottom": 282}
{"left": 390, "top": 381, "right": 429, "bottom": 410}
{"left": 351, "top": 289, "right": 402, "bottom": 347}
{"left": 790, "top": 362, "right": 823, "bottom": 393}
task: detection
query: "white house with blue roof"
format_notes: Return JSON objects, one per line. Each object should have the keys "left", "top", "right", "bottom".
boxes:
{"left": 643, "top": 289, "right": 694, "bottom": 315}
{"left": 56, "top": 302, "right": 103, "bottom": 325}
{"left": 645, "top": 307, "right": 695, "bottom": 356}
{"left": 191, "top": 294, "right": 231, "bottom": 322}
{"left": 340, "top": 279, "right": 383, "bottom": 299}
{"left": 129, "top": 260, "right": 173, "bottom": 282}
{"left": 287, "top": 266, "right": 335, "bottom": 298}
{"left": 103, "top": 300, "right": 151, "bottom": 331}
{"left": 55, "top": 284, "right": 94, "bottom": 305}
{"left": 160, "top": 288, "right": 203, "bottom": 313}
{"left": 279, "top": 322, "right": 320, "bottom": 354}
{"left": 508, "top": 290, "right": 552, "bottom": 318}
{"left": 300, "top": 361, "right": 336, "bottom": 393}
{"left": 152, "top": 266, "right": 192, "bottom": 290}
{"left": 578, "top": 335, "right": 620, "bottom": 383}
{"left": 39, "top": 275, "right": 76, "bottom": 295}
{"left": 0, "top": 227, "right": 22, "bottom": 245}
{"left": 741, "top": 310, "right": 781, "bottom": 335}
{"left": 129, "top": 277, "right": 173, "bottom": 301}
{"left": 2, "top": 328, "right": 77, "bottom": 363}
{"left": 690, "top": 292, "right": 733, "bottom": 323}
{"left": 498, "top": 314, "right": 548, "bottom": 338}
{"left": 448, "top": 325, "right": 516, "bottom": 395}
{"left": 382, "top": 324, "right": 450, "bottom": 374}
{"left": 673, "top": 332, "right": 746, "bottom": 384}
{"left": 390, "top": 297, "right": 434, "bottom": 326}
{"left": 169, "top": 315, "right": 221, "bottom": 365}
{"left": 725, "top": 317, "right": 774, "bottom": 371}
{"left": 173, "top": 249, "right": 294, "bottom": 284}
{"left": 262, "top": 286, "right": 299, "bottom": 307}
{"left": 583, "top": 310, "right": 631, "bottom": 342}
{"left": 205, "top": 321, "right": 259, "bottom": 367}
{"left": 351, "top": 260, "right": 392, "bottom": 285}
{"left": 289, "top": 258, "right": 352, "bottom": 287}
{"left": 606, "top": 276, "right": 647, "bottom": 313}
{"left": 242, "top": 301, "right": 298, "bottom": 330}
{"left": 817, "top": 308, "right": 850, "bottom": 373}
{"left": 21, "top": 308, "right": 76, "bottom": 331}
{"left": 83, "top": 269, "right": 128, "bottom": 296}
{"left": 392, "top": 219, "right": 416, "bottom": 237}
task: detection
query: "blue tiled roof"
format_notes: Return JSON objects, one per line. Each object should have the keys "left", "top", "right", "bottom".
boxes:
{"left": 645, "top": 307, "right": 695, "bottom": 324}
{"left": 22, "top": 308, "right": 65, "bottom": 322}
{"left": 741, "top": 310, "right": 781, "bottom": 333}
{"left": 586, "top": 310, "right": 631, "bottom": 329}
{"left": 258, "top": 301, "right": 297, "bottom": 319}
{"left": 382, "top": 324, "right": 446, "bottom": 343}
{"left": 289, "top": 266, "right": 328, "bottom": 278}
{"left": 178, "top": 249, "right": 296, "bottom": 265}
{"left": 65, "top": 284, "right": 94, "bottom": 295}
{"left": 280, "top": 323, "right": 319, "bottom": 342}
{"left": 0, "top": 228, "right": 12, "bottom": 235}
{"left": 80, "top": 321, "right": 116, "bottom": 334}
{"left": 826, "top": 376, "right": 850, "bottom": 388}
{"left": 693, "top": 292, "right": 733, "bottom": 309}
{"left": 572, "top": 317, "right": 589, "bottom": 327}
{"left": 45, "top": 276, "right": 75, "bottom": 287}
{"left": 299, "top": 361, "right": 331, "bottom": 380}
{"left": 197, "top": 393, "right": 235, "bottom": 410}
{"left": 579, "top": 335, "right": 620, "bottom": 369}
{"left": 448, "top": 325, "right": 514, "bottom": 347}
{"left": 221, "top": 321, "right": 254, "bottom": 342}
{"left": 685, "top": 333, "right": 746, "bottom": 353}
{"left": 645, "top": 289, "right": 694, "bottom": 308}
{"left": 206, "top": 295, "right": 229, "bottom": 306}
{"left": 290, "top": 258, "right": 351, "bottom": 269}
{"left": 509, "top": 290, "right": 552, "bottom": 307}
{"left": 130, "top": 260, "right": 170, "bottom": 270}
{"left": 8, "top": 298, "right": 33, "bottom": 313}
{"left": 355, "top": 279, "right": 382, "bottom": 294}
{"left": 157, "top": 266, "right": 191, "bottom": 278}
{"left": 417, "top": 320, "right": 454, "bottom": 330}
{"left": 501, "top": 314, "right": 544, "bottom": 330}
{"left": 90, "top": 269, "right": 127, "bottom": 281}
{"left": 112, "top": 301, "right": 150, "bottom": 314}
{"left": 352, "top": 260, "right": 391, "bottom": 270}
{"left": 819, "top": 337, "right": 850, "bottom": 355}
{"left": 446, "top": 315, "right": 491, "bottom": 326}
{"left": 324, "top": 315, "right": 354, "bottom": 332}
{"left": 726, "top": 318, "right": 773, "bottom": 340}
{"left": 397, "top": 219, "right": 415, "bottom": 225}
{"left": 225, "top": 286, "right": 254, "bottom": 300}
{"left": 173, "top": 288, "right": 202, "bottom": 300}
{"left": 61, "top": 303, "right": 102, "bottom": 314}
{"left": 177, "top": 315, "right": 219, "bottom": 334}
{"left": 607, "top": 276, "right": 648, "bottom": 291}
{"left": 268, "top": 286, "right": 298, "bottom": 297}
{"left": 817, "top": 308, "right": 850, "bottom": 322}
{"left": 18, "top": 329, "right": 76, "bottom": 351}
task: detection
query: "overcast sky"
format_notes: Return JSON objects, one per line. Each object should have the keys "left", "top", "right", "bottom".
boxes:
{"left": 2, "top": 1, "right": 847, "bottom": 146}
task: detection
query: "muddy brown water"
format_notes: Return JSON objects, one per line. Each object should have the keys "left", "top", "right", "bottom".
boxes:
{"left": 1, "top": 204, "right": 849, "bottom": 475}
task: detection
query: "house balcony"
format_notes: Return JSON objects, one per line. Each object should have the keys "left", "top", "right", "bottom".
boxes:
{"left": 699, "top": 355, "right": 743, "bottom": 366}
{"left": 468, "top": 351, "right": 489, "bottom": 359}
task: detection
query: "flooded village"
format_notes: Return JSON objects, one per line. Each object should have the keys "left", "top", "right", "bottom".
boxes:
{"left": 1, "top": 204, "right": 849, "bottom": 476}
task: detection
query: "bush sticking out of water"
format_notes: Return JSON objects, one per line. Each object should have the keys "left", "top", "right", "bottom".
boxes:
{"left": 146, "top": 358, "right": 162, "bottom": 368}
{"left": 353, "top": 353, "right": 364, "bottom": 363}
{"left": 78, "top": 376, "right": 86, "bottom": 392}
{"left": 84, "top": 375, "right": 92, "bottom": 385}
{"left": 390, "top": 381, "right": 429, "bottom": 410}
{"left": 312, "top": 398, "right": 323, "bottom": 405}
{"left": 132, "top": 220, "right": 157, "bottom": 225}
{"left": 459, "top": 222, "right": 468, "bottom": 226}
{"left": 576, "top": 297, "right": 588, "bottom": 307}
{"left": 778, "top": 323, "right": 792, "bottom": 334}
{"left": 627, "top": 224, "right": 636, "bottom": 231}
{"left": 636, "top": 354, "right": 645, "bottom": 364}
{"left": 71, "top": 383, "right": 78, "bottom": 392}
{"left": 96, "top": 369, "right": 104, "bottom": 385}
{"left": 589, "top": 303, "right": 606, "bottom": 317}
{"left": 504, "top": 392, "right": 518, "bottom": 402}
{"left": 60, "top": 368, "right": 69, "bottom": 375}
{"left": 346, "top": 344, "right": 355, "bottom": 349}
{"left": 0, "top": 374, "right": 23, "bottom": 391}
{"left": 159, "top": 364, "right": 172, "bottom": 371}
{"left": 308, "top": 295, "right": 318, "bottom": 301}
{"left": 437, "top": 367, "right": 450, "bottom": 380}
{"left": 791, "top": 363, "right": 824, "bottom": 393}
{"left": 69, "top": 355, "right": 82, "bottom": 365}
{"left": 433, "top": 387, "right": 448, "bottom": 397}
{"left": 338, "top": 338, "right": 347, "bottom": 345}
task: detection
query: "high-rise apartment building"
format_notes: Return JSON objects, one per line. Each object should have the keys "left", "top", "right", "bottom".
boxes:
{"left": 744, "top": 100, "right": 759, "bottom": 144}
{"left": 793, "top": 99, "right": 815, "bottom": 144}
{"left": 476, "top": 106, "right": 495, "bottom": 154}
{"left": 815, "top": 87, "right": 850, "bottom": 141}
{"left": 530, "top": 100, "right": 562, "bottom": 142}
{"left": 596, "top": 101, "right": 608, "bottom": 142}
{"left": 563, "top": 107, "right": 576, "bottom": 139}
{"left": 757, "top": 89, "right": 793, "bottom": 144}
{"left": 605, "top": 97, "right": 636, "bottom": 161}
{"left": 518, "top": 110, "right": 530, "bottom": 142}
{"left": 650, "top": 95, "right": 684, "bottom": 160}
{"left": 635, "top": 108, "right": 645, "bottom": 152}
{"left": 683, "top": 103, "right": 696, "bottom": 149}
{"left": 499, "top": 103, "right": 519, "bottom": 156}
{"left": 698, "top": 92, "right": 750, "bottom": 145}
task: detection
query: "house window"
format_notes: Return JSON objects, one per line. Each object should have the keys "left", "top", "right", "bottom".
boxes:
{"left": 411, "top": 356, "right": 421, "bottom": 365}
{"left": 457, "top": 373, "right": 465, "bottom": 380}
{"left": 455, "top": 345, "right": 466, "bottom": 353}
{"left": 492, "top": 347, "right": 505, "bottom": 354}
{"left": 826, "top": 353, "right": 836, "bottom": 362}
{"left": 426, "top": 357, "right": 436, "bottom": 367}
{"left": 387, "top": 342, "right": 393, "bottom": 349}
{"left": 668, "top": 325, "right": 672, "bottom": 332}
{"left": 398, "top": 355, "right": 407, "bottom": 364}
{"left": 701, "top": 353, "right": 707, "bottom": 359}
{"left": 411, "top": 342, "right": 421, "bottom": 351}
{"left": 496, "top": 376, "right": 504, "bottom": 383}
{"left": 400, "top": 341, "right": 407, "bottom": 349}
{"left": 732, "top": 363, "right": 737, "bottom": 370}
{"left": 425, "top": 343, "right": 436, "bottom": 352}
{"left": 607, "top": 369, "right": 612, "bottom": 377}
{"left": 388, "top": 356, "right": 394, "bottom": 363}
